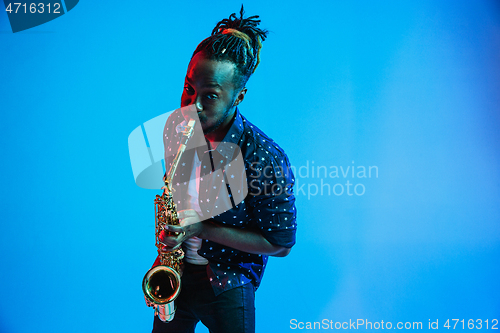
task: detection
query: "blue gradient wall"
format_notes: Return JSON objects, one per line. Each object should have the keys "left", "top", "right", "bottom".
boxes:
{"left": 1, "top": 1, "right": 499, "bottom": 332}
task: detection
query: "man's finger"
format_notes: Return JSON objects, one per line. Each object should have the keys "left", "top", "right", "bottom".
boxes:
{"left": 165, "top": 225, "right": 184, "bottom": 233}
{"left": 177, "top": 209, "right": 199, "bottom": 219}
{"left": 161, "top": 242, "right": 182, "bottom": 251}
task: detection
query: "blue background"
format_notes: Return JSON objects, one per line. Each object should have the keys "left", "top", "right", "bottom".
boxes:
{"left": 1, "top": 1, "right": 499, "bottom": 332}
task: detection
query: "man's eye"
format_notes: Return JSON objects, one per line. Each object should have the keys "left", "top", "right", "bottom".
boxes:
{"left": 184, "top": 86, "right": 194, "bottom": 94}
{"left": 205, "top": 94, "right": 218, "bottom": 100}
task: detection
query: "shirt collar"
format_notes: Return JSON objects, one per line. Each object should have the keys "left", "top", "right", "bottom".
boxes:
{"left": 175, "top": 108, "right": 244, "bottom": 162}
{"left": 214, "top": 107, "right": 244, "bottom": 162}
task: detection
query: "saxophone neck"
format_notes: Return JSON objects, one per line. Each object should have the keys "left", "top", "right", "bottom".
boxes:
{"left": 166, "top": 119, "right": 196, "bottom": 185}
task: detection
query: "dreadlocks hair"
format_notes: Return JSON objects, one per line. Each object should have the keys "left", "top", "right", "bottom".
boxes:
{"left": 192, "top": 5, "right": 268, "bottom": 90}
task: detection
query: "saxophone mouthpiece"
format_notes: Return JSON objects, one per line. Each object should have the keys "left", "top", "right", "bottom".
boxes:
{"left": 181, "top": 104, "right": 198, "bottom": 122}
{"left": 186, "top": 119, "right": 196, "bottom": 130}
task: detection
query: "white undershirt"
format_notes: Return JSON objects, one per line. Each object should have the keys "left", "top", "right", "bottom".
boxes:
{"left": 182, "top": 151, "right": 209, "bottom": 265}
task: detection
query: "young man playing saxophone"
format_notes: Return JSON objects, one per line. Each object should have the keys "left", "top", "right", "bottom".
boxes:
{"left": 149, "top": 7, "right": 297, "bottom": 333}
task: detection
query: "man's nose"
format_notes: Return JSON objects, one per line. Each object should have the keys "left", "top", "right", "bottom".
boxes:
{"left": 194, "top": 95, "right": 203, "bottom": 112}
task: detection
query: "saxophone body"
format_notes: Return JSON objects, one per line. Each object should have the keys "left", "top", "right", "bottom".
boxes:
{"left": 142, "top": 119, "right": 196, "bottom": 323}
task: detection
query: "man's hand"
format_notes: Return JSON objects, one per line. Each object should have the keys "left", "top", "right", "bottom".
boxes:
{"left": 158, "top": 209, "right": 204, "bottom": 251}
{"left": 144, "top": 296, "right": 154, "bottom": 308}
{"left": 158, "top": 209, "right": 291, "bottom": 257}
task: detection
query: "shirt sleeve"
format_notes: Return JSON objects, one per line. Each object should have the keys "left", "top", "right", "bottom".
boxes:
{"left": 247, "top": 154, "right": 297, "bottom": 248}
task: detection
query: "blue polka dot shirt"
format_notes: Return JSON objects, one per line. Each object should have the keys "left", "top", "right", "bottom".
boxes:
{"left": 162, "top": 108, "right": 297, "bottom": 296}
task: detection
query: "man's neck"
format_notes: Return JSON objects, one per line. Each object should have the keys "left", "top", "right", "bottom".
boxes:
{"left": 204, "top": 111, "right": 236, "bottom": 149}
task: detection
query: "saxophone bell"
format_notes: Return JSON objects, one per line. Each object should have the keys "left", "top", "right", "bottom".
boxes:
{"left": 142, "top": 264, "right": 182, "bottom": 322}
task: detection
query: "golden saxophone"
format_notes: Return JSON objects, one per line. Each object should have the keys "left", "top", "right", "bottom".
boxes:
{"left": 142, "top": 119, "right": 196, "bottom": 322}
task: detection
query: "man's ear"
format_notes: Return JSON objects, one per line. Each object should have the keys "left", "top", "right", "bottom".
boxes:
{"left": 233, "top": 88, "right": 247, "bottom": 106}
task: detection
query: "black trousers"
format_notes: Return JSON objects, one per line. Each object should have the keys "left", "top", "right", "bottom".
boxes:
{"left": 152, "top": 263, "right": 255, "bottom": 333}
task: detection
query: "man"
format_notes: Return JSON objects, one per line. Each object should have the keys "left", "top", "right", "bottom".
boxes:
{"left": 149, "top": 7, "right": 297, "bottom": 333}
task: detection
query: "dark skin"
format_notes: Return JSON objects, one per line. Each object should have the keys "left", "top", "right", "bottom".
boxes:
{"left": 158, "top": 52, "right": 291, "bottom": 258}
{"left": 180, "top": 51, "right": 244, "bottom": 146}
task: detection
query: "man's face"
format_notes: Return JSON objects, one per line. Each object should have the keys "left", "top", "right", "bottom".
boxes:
{"left": 181, "top": 52, "right": 243, "bottom": 134}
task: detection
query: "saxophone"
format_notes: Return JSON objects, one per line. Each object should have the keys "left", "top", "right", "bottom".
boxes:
{"left": 142, "top": 119, "right": 196, "bottom": 322}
